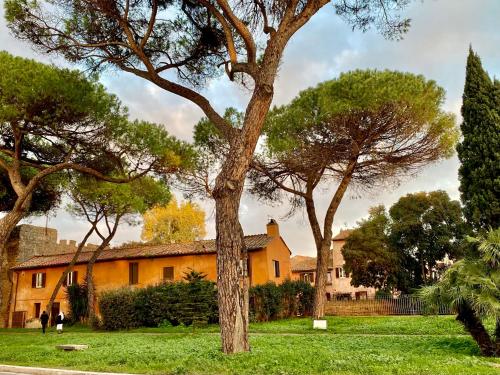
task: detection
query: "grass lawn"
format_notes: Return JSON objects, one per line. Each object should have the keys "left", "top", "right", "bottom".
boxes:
{"left": 1, "top": 316, "right": 499, "bottom": 375}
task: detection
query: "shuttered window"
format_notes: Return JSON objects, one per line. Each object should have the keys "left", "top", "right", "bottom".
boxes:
{"left": 163, "top": 267, "right": 174, "bottom": 282}
{"left": 129, "top": 262, "right": 139, "bottom": 285}
{"left": 272, "top": 260, "right": 280, "bottom": 278}
{"left": 32, "top": 272, "right": 46, "bottom": 288}
{"left": 63, "top": 271, "right": 78, "bottom": 287}
{"left": 335, "top": 267, "right": 346, "bottom": 278}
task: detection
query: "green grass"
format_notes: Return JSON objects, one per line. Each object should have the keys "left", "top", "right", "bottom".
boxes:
{"left": 0, "top": 316, "right": 498, "bottom": 375}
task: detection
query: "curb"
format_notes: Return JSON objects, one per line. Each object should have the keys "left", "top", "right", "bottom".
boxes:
{"left": 0, "top": 365, "right": 138, "bottom": 375}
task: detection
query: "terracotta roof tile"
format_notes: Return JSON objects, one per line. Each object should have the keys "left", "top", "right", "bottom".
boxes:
{"left": 290, "top": 251, "right": 334, "bottom": 272}
{"left": 12, "top": 234, "right": 273, "bottom": 271}
{"left": 332, "top": 229, "right": 352, "bottom": 241}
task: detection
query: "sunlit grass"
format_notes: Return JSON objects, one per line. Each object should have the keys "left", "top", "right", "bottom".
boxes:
{"left": 0, "top": 316, "right": 498, "bottom": 375}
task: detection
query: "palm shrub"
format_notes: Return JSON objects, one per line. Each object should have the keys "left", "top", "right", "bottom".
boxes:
{"left": 65, "top": 282, "right": 88, "bottom": 324}
{"left": 420, "top": 228, "right": 500, "bottom": 357}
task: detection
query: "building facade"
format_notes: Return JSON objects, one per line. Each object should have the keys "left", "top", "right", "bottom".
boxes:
{"left": 7, "top": 220, "right": 291, "bottom": 328}
{"left": 291, "top": 229, "right": 376, "bottom": 300}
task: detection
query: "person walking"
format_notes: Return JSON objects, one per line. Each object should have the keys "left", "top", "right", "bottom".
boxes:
{"left": 40, "top": 311, "right": 49, "bottom": 334}
{"left": 55, "top": 311, "right": 65, "bottom": 334}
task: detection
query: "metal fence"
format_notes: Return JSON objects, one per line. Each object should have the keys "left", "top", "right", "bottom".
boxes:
{"left": 324, "top": 295, "right": 452, "bottom": 316}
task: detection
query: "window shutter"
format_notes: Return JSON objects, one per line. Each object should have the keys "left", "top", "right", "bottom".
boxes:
{"left": 163, "top": 267, "right": 174, "bottom": 281}
{"left": 335, "top": 268, "right": 340, "bottom": 279}
{"left": 273, "top": 260, "right": 280, "bottom": 278}
{"left": 63, "top": 272, "right": 67, "bottom": 287}
{"left": 31, "top": 274, "right": 36, "bottom": 288}
{"left": 41, "top": 273, "right": 46, "bottom": 288}
{"left": 129, "top": 263, "right": 138, "bottom": 285}
{"left": 74, "top": 271, "right": 78, "bottom": 284}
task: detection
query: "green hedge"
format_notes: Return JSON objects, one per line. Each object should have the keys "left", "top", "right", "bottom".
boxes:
{"left": 99, "top": 277, "right": 218, "bottom": 330}
{"left": 250, "top": 280, "right": 314, "bottom": 322}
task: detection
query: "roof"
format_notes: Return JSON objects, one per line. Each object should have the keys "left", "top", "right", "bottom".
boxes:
{"left": 332, "top": 229, "right": 352, "bottom": 241}
{"left": 12, "top": 234, "right": 273, "bottom": 271}
{"left": 290, "top": 252, "right": 334, "bottom": 272}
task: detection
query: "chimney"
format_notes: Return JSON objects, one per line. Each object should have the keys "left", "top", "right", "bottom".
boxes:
{"left": 266, "top": 218, "right": 279, "bottom": 237}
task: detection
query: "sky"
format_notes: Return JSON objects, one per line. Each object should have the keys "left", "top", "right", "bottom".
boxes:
{"left": 1, "top": 0, "right": 499, "bottom": 256}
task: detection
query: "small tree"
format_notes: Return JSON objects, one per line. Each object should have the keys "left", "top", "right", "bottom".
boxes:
{"left": 250, "top": 71, "right": 458, "bottom": 317}
{"left": 457, "top": 48, "right": 500, "bottom": 231}
{"left": 69, "top": 175, "right": 173, "bottom": 325}
{"left": 420, "top": 228, "right": 500, "bottom": 357}
{"left": 141, "top": 198, "right": 206, "bottom": 243}
{"left": 5, "top": 0, "right": 414, "bottom": 353}
{"left": 342, "top": 206, "right": 398, "bottom": 291}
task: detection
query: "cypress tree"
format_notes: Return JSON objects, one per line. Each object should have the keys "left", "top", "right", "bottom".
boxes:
{"left": 457, "top": 48, "right": 500, "bottom": 230}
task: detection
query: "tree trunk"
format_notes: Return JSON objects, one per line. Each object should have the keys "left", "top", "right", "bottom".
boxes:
{"left": 86, "top": 247, "right": 105, "bottom": 325}
{"left": 214, "top": 188, "right": 249, "bottom": 354}
{"left": 456, "top": 302, "right": 495, "bottom": 357}
{"left": 312, "top": 241, "right": 331, "bottom": 319}
{"left": 495, "top": 317, "right": 500, "bottom": 357}
{"left": 0, "top": 208, "right": 29, "bottom": 327}
{"left": 86, "top": 220, "right": 120, "bottom": 326}
{"left": 46, "top": 226, "right": 96, "bottom": 322}
{"left": 86, "top": 261, "right": 97, "bottom": 325}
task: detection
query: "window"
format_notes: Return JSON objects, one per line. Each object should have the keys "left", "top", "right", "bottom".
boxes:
{"left": 301, "top": 272, "right": 314, "bottom": 284}
{"left": 272, "top": 260, "right": 280, "bottom": 278}
{"left": 32, "top": 272, "right": 46, "bottom": 288}
{"left": 335, "top": 267, "right": 347, "bottom": 279}
{"left": 355, "top": 291, "right": 368, "bottom": 300}
{"left": 34, "top": 303, "right": 41, "bottom": 319}
{"left": 327, "top": 272, "right": 332, "bottom": 283}
{"left": 163, "top": 267, "right": 174, "bottom": 282}
{"left": 129, "top": 262, "right": 139, "bottom": 285}
{"left": 63, "top": 271, "right": 78, "bottom": 287}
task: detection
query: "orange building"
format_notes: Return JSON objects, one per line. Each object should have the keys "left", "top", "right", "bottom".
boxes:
{"left": 290, "top": 229, "right": 376, "bottom": 301}
{"left": 7, "top": 220, "right": 291, "bottom": 328}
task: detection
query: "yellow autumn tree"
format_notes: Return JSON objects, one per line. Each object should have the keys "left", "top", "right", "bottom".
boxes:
{"left": 141, "top": 198, "right": 206, "bottom": 244}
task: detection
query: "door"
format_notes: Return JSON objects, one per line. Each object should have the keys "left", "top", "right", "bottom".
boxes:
{"left": 51, "top": 302, "right": 60, "bottom": 326}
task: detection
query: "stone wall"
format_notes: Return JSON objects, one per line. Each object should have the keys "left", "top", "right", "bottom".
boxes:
{"left": 10, "top": 224, "right": 99, "bottom": 263}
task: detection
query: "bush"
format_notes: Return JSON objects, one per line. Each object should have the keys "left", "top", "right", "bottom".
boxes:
{"left": 65, "top": 283, "right": 88, "bottom": 324}
{"left": 250, "top": 280, "right": 314, "bottom": 322}
{"left": 99, "top": 277, "right": 218, "bottom": 330}
{"left": 99, "top": 288, "right": 139, "bottom": 330}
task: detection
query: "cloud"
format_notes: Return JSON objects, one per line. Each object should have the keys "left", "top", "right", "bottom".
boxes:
{"left": 1, "top": 0, "right": 498, "bottom": 255}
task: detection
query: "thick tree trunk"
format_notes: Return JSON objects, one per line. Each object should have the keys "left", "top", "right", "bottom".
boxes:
{"left": 215, "top": 188, "right": 249, "bottom": 354}
{"left": 312, "top": 241, "right": 331, "bottom": 319}
{"left": 46, "top": 226, "right": 95, "bottom": 322}
{"left": 0, "top": 208, "right": 29, "bottom": 327}
{"left": 456, "top": 302, "right": 495, "bottom": 357}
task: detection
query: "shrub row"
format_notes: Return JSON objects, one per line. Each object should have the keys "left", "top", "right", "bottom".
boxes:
{"left": 249, "top": 280, "right": 314, "bottom": 322}
{"left": 99, "top": 277, "right": 218, "bottom": 330}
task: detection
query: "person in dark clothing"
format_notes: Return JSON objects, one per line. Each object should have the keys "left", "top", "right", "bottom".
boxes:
{"left": 40, "top": 311, "right": 49, "bottom": 334}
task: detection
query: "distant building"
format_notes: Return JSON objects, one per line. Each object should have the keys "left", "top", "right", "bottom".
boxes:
{"left": 291, "top": 229, "right": 376, "bottom": 301}
{"left": 6, "top": 220, "right": 292, "bottom": 328}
